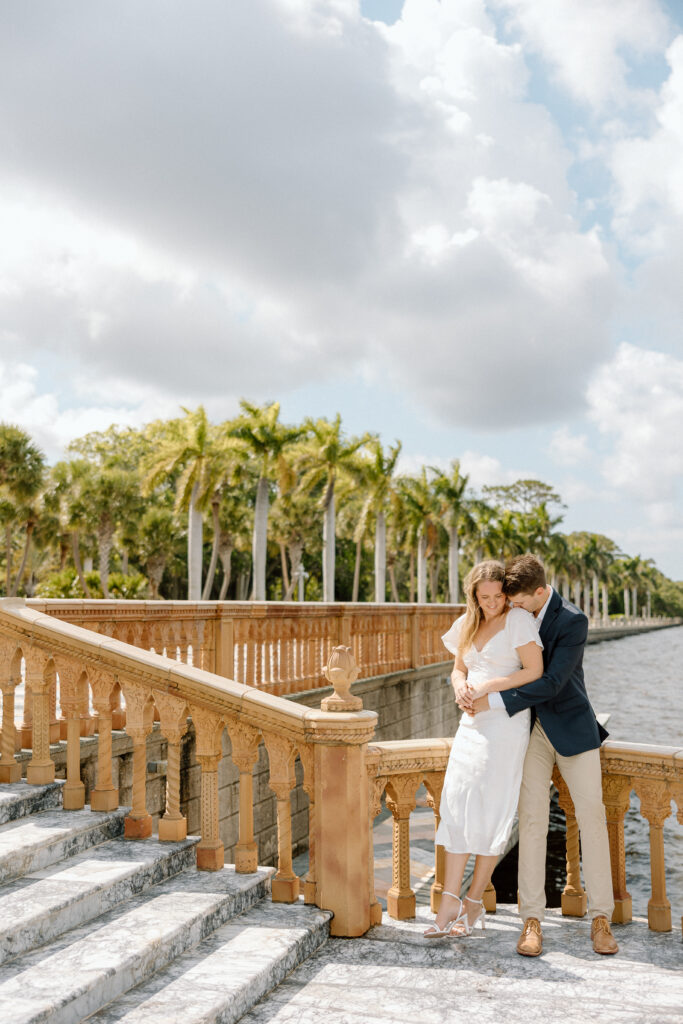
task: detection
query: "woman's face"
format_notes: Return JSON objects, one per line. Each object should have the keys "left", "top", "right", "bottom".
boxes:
{"left": 475, "top": 579, "right": 506, "bottom": 616}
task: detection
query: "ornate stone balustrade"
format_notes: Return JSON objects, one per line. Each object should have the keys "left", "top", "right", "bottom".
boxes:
{"left": 0, "top": 600, "right": 377, "bottom": 937}
{"left": 25, "top": 599, "right": 464, "bottom": 697}
{"left": 367, "top": 736, "right": 683, "bottom": 934}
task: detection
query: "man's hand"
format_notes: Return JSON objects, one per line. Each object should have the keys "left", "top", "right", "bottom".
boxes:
{"left": 471, "top": 694, "right": 489, "bottom": 715}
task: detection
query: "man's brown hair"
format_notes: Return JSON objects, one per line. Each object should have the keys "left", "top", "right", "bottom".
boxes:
{"left": 504, "top": 553, "right": 547, "bottom": 595}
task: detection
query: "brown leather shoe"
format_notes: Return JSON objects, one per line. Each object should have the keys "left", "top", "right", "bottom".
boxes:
{"left": 516, "top": 917, "right": 543, "bottom": 956}
{"left": 591, "top": 915, "right": 618, "bottom": 955}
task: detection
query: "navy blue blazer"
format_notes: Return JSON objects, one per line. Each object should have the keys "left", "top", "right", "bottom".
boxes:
{"left": 500, "top": 589, "right": 608, "bottom": 756}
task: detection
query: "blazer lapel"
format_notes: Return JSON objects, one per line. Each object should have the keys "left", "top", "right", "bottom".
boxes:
{"left": 539, "top": 589, "right": 562, "bottom": 644}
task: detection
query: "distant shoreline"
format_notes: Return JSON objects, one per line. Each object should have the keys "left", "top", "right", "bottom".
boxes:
{"left": 586, "top": 620, "right": 682, "bottom": 644}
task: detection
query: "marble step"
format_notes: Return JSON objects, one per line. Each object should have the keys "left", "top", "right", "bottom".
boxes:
{"left": 0, "top": 806, "right": 126, "bottom": 885}
{"left": 0, "top": 781, "right": 64, "bottom": 825}
{"left": 88, "top": 900, "right": 332, "bottom": 1024}
{"left": 0, "top": 865, "right": 273, "bottom": 1024}
{"left": 0, "top": 834, "right": 199, "bottom": 965}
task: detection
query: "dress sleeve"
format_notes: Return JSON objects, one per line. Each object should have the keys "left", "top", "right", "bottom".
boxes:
{"left": 507, "top": 607, "right": 543, "bottom": 650}
{"left": 442, "top": 614, "right": 465, "bottom": 656}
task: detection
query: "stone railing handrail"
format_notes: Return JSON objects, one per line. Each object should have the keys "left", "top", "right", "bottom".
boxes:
{"left": 0, "top": 599, "right": 377, "bottom": 937}
{"left": 25, "top": 598, "right": 465, "bottom": 696}
{"left": 367, "top": 735, "right": 683, "bottom": 932}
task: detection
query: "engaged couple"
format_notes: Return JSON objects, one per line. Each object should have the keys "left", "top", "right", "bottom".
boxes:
{"left": 424, "top": 553, "right": 618, "bottom": 957}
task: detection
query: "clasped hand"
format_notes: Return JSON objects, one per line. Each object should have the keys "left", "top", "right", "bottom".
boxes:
{"left": 454, "top": 679, "right": 488, "bottom": 715}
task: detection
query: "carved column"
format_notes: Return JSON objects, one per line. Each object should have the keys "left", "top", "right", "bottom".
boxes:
{"left": 602, "top": 773, "right": 633, "bottom": 923}
{"left": 367, "top": 769, "right": 386, "bottom": 926}
{"left": 385, "top": 773, "right": 420, "bottom": 920}
{"left": 54, "top": 657, "right": 86, "bottom": 810}
{"left": 121, "top": 681, "right": 154, "bottom": 839}
{"left": 19, "top": 677, "right": 33, "bottom": 750}
{"left": 225, "top": 719, "right": 260, "bottom": 872}
{"left": 154, "top": 690, "right": 189, "bottom": 841}
{"left": 24, "top": 649, "right": 55, "bottom": 785}
{"left": 553, "top": 767, "right": 587, "bottom": 917}
{"left": 0, "top": 645, "right": 22, "bottom": 783}
{"left": 89, "top": 669, "right": 119, "bottom": 812}
{"left": 193, "top": 706, "right": 225, "bottom": 870}
{"left": 110, "top": 682, "right": 126, "bottom": 731}
{"left": 298, "top": 743, "right": 317, "bottom": 904}
{"left": 264, "top": 732, "right": 300, "bottom": 902}
{"left": 635, "top": 779, "right": 672, "bottom": 932}
{"left": 424, "top": 771, "right": 445, "bottom": 914}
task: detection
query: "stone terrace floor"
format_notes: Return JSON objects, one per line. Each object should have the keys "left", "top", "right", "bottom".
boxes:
{"left": 241, "top": 903, "right": 683, "bottom": 1024}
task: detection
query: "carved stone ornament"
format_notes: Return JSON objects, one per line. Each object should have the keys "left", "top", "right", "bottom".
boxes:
{"left": 321, "top": 645, "right": 362, "bottom": 712}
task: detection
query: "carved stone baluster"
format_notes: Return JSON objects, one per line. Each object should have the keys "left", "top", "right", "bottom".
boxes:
{"left": 385, "top": 773, "right": 420, "bottom": 920}
{"left": 24, "top": 649, "right": 55, "bottom": 785}
{"left": 245, "top": 622, "right": 256, "bottom": 687}
{"left": 424, "top": 771, "right": 445, "bottom": 914}
{"left": 18, "top": 670, "right": 33, "bottom": 751}
{"left": 0, "top": 644, "right": 22, "bottom": 782}
{"left": 89, "top": 668, "right": 119, "bottom": 811}
{"left": 192, "top": 706, "right": 225, "bottom": 870}
{"left": 298, "top": 743, "right": 317, "bottom": 904}
{"left": 110, "top": 681, "right": 126, "bottom": 731}
{"left": 121, "top": 681, "right": 154, "bottom": 838}
{"left": 49, "top": 675, "right": 61, "bottom": 743}
{"left": 634, "top": 778, "right": 673, "bottom": 932}
{"left": 226, "top": 719, "right": 260, "bottom": 872}
{"left": 263, "top": 732, "right": 300, "bottom": 902}
{"left": 553, "top": 766, "right": 587, "bottom": 917}
{"left": 54, "top": 657, "right": 86, "bottom": 810}
{"left": 602, "top": 773, "right": 633, "bottom": 923}
{"left": 367, "top": 768, "right": 386, "bottom": 926}
{"left": 154, "top": 691, "right": 189, "bottom": 841}
{"left": 78, "top": 670, "right": 96, "bottom": 737}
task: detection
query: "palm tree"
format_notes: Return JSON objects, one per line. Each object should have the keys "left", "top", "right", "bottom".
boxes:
{"left": 229, "top": 401, "right": 304, "bottom": 601}
{"left": 296, "top": 415, "right": 370, "bottom": 602}
{"left": 431, "top": 460, "right": 471, "bottom": 603}
{"left": 400, "top": 469, "right": 439, "bottom": 603}
{"left": 355, "top": 439, "right": 402, "bottom": 603}
{"left": 143, "top": 407, "right": 222, "bottom": 600}
{"left": 0, "top": 424, "right": 46, "bottom": 595}
{"left": 138, "top": 507, "right": 179, "bottom": 599}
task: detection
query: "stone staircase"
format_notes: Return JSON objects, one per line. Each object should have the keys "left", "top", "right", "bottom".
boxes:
{"left": 0, "top": 782, "right": 331, "bottom": 1024}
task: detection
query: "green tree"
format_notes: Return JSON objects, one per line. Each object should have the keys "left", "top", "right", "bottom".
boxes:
{"left": 431, "top": 460, "right": 472, "bottom": 603}
{"left": 0, "top": 424, "right": 47, "bottom": 595}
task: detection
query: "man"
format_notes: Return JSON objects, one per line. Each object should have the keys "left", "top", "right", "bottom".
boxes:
{"left": 457, "top": 553, "right": 618, "bottom": 956}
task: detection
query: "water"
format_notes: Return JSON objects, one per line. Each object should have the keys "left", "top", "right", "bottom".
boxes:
{"left": 493, "top": 626, "right": 683, "bottom": 920}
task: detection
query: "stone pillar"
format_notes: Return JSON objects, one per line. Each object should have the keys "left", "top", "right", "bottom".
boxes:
{"left": 602, "top": 773, "right": 633, "bottom": 923}
{"left": 0, "top": 644, "right": 22, "bottom": 783}
{"left": 89, "top": 669, "right": 119, "bottom": 812}
{"left": 385, "top": 774, "right": 420, "bottom": 920}
{"left": 424, "top": 771, "right": 445, "bottom": 914}
{"left": 553, "top": 767, "right": 587, "bottom": 917}
{"left": 635, "top": 779, "right": 672, "bottom": 932}
{"left": 192, "top": 706, "right": 225, "bottom": 870}
{"left": 24, "top": 649, "right": 55, "bottom": 785}
{"left": 55, "top": 658, "right": 86, "bottom": 811}
{"left": 226, "top": 718, "right": 260, "bottom": 872}
{"left": 154, "top": 691, "right": 189, "bottom": 842}
{"left": 264, "top": 732, "right": 300, "bottom": 903}
{"left": 672, "top": 777, "right": 683, "bottom": 937}
{"left": 121, "top": 682, "right": 154, "bottom": 839}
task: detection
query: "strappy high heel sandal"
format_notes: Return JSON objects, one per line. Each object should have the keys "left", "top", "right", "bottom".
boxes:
{"left": 423, "top": 891, "right": 466, "bottom": 938}
{"left": 451, "top": 895, "right": 486, "bottom": 936}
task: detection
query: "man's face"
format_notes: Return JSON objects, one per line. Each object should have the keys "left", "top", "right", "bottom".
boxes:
{"left": 507, "top": 586, "right": 547, "bottom": 614}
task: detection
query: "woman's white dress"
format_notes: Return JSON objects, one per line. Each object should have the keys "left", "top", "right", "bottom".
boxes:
{"left": 435, "top": 608, "right": 542, "bottom": 856}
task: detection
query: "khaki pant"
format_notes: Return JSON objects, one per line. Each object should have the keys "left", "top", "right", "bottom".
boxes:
{"left": 518, "top": 720, "right": 614, "bottom": 922}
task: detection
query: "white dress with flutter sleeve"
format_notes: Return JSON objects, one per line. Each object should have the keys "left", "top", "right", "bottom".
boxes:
{"left": 435, "top": 608, "right": 542, "bottom": 856}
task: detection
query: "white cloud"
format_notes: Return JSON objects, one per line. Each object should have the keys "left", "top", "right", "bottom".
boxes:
{"left": 588, "top": 343, "right": 683, "bottom": 500}
{"left": 491, "top": 0, "right": 670, "bottom": 109}
{"left": 547, "top": 427, "right": 590, "bottom": 467}
{"left": 0, "top": 0, "right": 617, "bottom": 434}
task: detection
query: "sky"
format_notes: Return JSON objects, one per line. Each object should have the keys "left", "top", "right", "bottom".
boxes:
{"left": 1, "top": 0, "right": 682, "bottom": 577}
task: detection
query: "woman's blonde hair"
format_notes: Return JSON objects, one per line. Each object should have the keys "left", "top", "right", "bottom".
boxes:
{"left": 458, "top": 559, "right": 506, "bottom": 654}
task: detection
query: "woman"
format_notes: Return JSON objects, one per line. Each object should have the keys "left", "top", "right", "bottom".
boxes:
{"left": 424, "top": 559, "right": 543, "bottom": 938}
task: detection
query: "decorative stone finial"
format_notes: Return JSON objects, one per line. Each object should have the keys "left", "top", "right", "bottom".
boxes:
{"left": 321, "top": 645, "right": 362, "bottom": 712}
